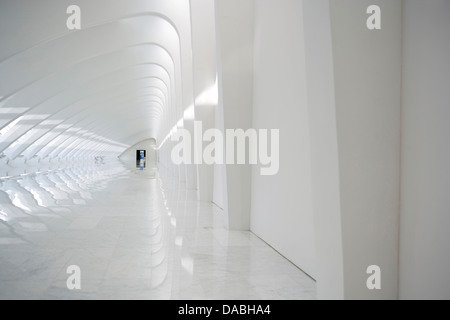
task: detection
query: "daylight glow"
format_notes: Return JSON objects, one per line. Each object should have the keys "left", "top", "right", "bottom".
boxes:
{"left": 0, "top": 116, "right": 23, "bottom": 136}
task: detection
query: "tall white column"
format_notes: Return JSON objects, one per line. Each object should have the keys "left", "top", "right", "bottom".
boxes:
{"left": 215, "top": 0, "right": 254, "bottom": 230}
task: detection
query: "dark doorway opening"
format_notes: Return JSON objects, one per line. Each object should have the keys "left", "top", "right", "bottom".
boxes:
{"left": 136, "top": 150, "right": 146, "bottom": 169}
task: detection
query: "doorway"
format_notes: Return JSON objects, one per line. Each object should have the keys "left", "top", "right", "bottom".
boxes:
{"left": 136, "top": 150, "right": 146, "bottom": 169}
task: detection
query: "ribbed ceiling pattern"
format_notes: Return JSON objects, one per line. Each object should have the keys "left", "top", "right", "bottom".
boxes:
{"left": 0, "top": 0, "right": 190, "bottom": 167}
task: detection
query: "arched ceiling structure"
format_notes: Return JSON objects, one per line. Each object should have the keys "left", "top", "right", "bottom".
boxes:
{"left": 0, "top": 0, "right": 193, "bottom": 165}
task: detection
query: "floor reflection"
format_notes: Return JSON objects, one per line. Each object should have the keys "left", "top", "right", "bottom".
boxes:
{"left": 0, "top": 160, "right": 316, "bottom": 300}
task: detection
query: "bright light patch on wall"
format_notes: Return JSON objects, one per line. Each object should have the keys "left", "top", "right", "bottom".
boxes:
{"left": 181, "top": 256, "right": 194, "bottom": 275}
{"left": 0, "top": 211, "right": 8, "bottom": 222}
{"left": 184, "top": 104, "right": 195, "bottom": 120}
{"left": 0, "top": 116, "right": 23, "bottom": 135}
{"left": 9, "top": 128, "right": 45, "bottom": 149}
{"left": 195, "top": 77, "right": 219, "bottom": 106}
{"left": 9, "top": 141, "right": 19, "bottom": 149}
{"left": 40, "top": 120, "right": 63, "bottom": 126}
{"left": 156, "top": 121, "right": 180, "bottom": 150}
{"left": 175, "top": 236, "right": 183, "bottom": 247}
{"left": 22, "top": 114, "right": 50, "bottom": 120}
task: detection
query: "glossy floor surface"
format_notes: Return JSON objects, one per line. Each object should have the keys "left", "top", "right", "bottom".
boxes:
{"left": 0, "top": 161, "right": 316, "bottom": 300}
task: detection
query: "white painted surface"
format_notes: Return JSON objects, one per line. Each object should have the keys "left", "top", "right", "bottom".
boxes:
{"left": 329, "top": 0, "right": 402, "bottom": 299}
{"left": 400, "top": 0, "right": 450, "bottom": 300}
{"left": 212, "top": 58, "right": 226, "bottom": 211}
{"left": 215, "top": 0, "right": 254, "bottom": 230}
{"left": 212, "top": 0, "right": 227, "bottom": 213}
{"left": 250, "top": 0, "right": 316, "bottom": 279}
{"left": 190, "top": 0, "right": 218, "bottom": 201}
{"left": 302, "top": 0, "right": 344, "bottom": 300}
{"left": 194, "top": 106, "right": 216, "bottom": 202}
{"left": 182, "top": 119, "right": 199, "bottom": 190}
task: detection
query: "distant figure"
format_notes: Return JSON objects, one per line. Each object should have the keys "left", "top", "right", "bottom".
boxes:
{"left": 139, "top": 151, "right": 145, "bottom": 170}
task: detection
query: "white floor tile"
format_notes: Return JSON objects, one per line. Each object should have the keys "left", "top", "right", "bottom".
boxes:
{"left": 0, "top": 162, "right": 316, "bottom": 300}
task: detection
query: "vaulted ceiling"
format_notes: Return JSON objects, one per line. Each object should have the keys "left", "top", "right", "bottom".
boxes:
{"left": 0, "top": 0, "right": 192, "bottom": 165}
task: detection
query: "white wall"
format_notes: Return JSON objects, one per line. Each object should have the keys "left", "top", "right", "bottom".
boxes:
{"left": 194, "top": 106, "right": 215, "bottom": 202}
{"left": 329, "top": 0, "right": 402, "bottom": 299}
{"left": 182, "top": 119, "right": 198, "bottom": 190}
{"left": 400, "top": 0, "right": 450, "bottom": 300}
{"left": 251, "top": 0, "right": 316, "bottom": 279}
{"left": 212, "top": 102, "right": 227, "bottom": 211}
{"left": 215, "top": 0, "right": 254, "bottom": 230}
{"left": 302, "top": 0, "right": 344, "bottom": 300}
{"left": 158, "top": 138, "right": 180, "bottom": 179}
{"left": 190, "top": 0, "right": 218, "bottom": 202}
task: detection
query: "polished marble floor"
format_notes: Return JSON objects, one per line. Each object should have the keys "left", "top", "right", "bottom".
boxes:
{"left": 0, "top": 161, "right": 316, "bottom": 300}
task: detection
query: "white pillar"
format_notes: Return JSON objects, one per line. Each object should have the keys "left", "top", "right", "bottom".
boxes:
{"left": 215, "top": 0, "right": 254, "bottom": 230}
{"left": 190, "top": 0, "right": 218, "bottom": 202}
